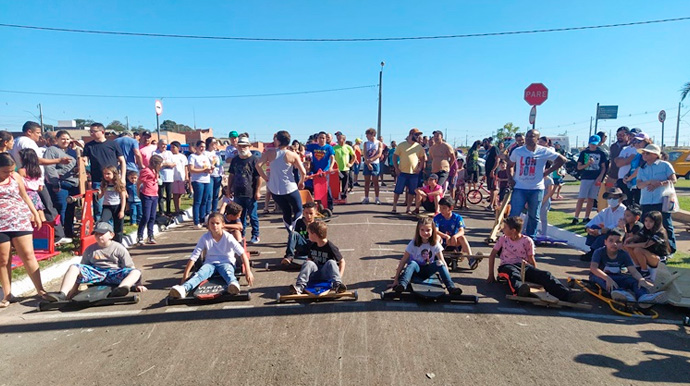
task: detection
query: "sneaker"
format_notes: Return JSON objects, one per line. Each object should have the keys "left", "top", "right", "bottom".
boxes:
{"left": 44, "top": 292, "right": 67, "bottom": 302}
{"left": 640, "top": 269, "right": 650, "bottom": 279}
{"left": 196, "top": 224, "right": 203, "bottom": 229}
{"left": 136, "top": 238, "right": 145, "bottom": 246}
{"left": 393, "top": 284, "right": 405, "bottom": 293}
{"left": 55, "top": 237, "right": 73, "bottom": 245}
{"left": 566, "top": 290, "right": 586, "bottom": 303}
{"left": 248, "top": 236, "right": 260, "bottom": 244}
{"left": 361, "top": 197, "right": 370, "bottom": 204}
{"left": 468, "top": 258, "right": 479, "bottom": 270}
{"left": 637, "top": 291, "right": 668, "bottom": 307}
{"left": 583, "top": 218, "right": 591, "bottom": 223}
{"left": 227, "top": 281, "right": 241, "bottom": 295}
{"left": 332, "top": 282, "right": 347, "bottom": 293}
{"left": 571, "top": 218, "right": 579, "bottom": 225}
{"left": 375, "top": 198, "right": 381, "bottom": 205}
{"left": 611, "top": 289, "right": 636, "bottom": 303}
{"left": 169, "top": 285, "right": 186, "bottom": 299}
{"left": 289, "top": 284, "right": 303, "bottom": 295}
{"left": 448, "top": 287, "right": 463, "bottom": 295}
{"left": 517, "top": 283, "right": 531, "bottom": 297}
{"left": 146, "top": 237, "right": 157, "bottom": 244}
{"left": 381, "top": 182, "right": 387, "bottom": 186}
{"left": 354, "top": 182, "right": 360, "bottom": 187}
{"left": 109, "top": 286, "right": 129, "bottom": 298}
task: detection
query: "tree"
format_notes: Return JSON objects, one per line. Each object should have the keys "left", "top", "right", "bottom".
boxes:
{"left": 558, "top": 130, "right": 568, "bottom": 136}
{"left": 106, "top": 120, "right": 127, "bottom": 132}
{"left": 681, "top": 82, "right": 690, "bottom": 102}
{"left": 160, "top": 119, "right": 194, "bottom": 132}
{"left": 496, "top": 122, "right": 520, "bottom": 142}
{"left": 74, "top": 118, "right": 94, "bottom": 128}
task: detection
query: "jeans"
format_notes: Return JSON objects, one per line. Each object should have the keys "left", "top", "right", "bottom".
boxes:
{"left": 398, "top": 260, "right": 456, "bottom": 289}
{"left": 585, "top": 225, "right": 607, "bottom": 251}
{"left": 539, "top": 199, "right": 550, "bottom": 236}
{"left": 128, "top": 201, "right": 142, "bottom": 225}
{"left": 38, "top": 185, "right": 65, "bottom": 239}
{"left": 285, "top": 230, "right": 310, "bottom": 257}
{"left": 137, "top": 194, "right": 157, "bottom": 240}
{"left": 498, "top": 264, "right": 570, "bottom": 300}
{"left": 235, "top": 196, "right": 259, "bottom": 239}
{"left": 210, "top": 176, "right": 223, "bottom": 213}
{"left": 509, "top": 188, "right": 544, "bottom": 239}
{"left": 191, "top": 181, "right": 211, "bottom": 225}
{"left": 296, "top": 260, "right": 341, "bottom": 287}
{"left": 48, "top": 182, "right": 79, "bottom": 238}
{"left": 101, "top": 203, "right": 124, "bottom": 243}
{"left": 640, "top": 203, "right": 676, "bottom": 254}
{"left": 272, "top": 190, "right": 303, "bottom": 232}
{"left": 590, "top": 273, "right": 648, "bottom": 299}
{"left": 339, "top": 171, "right": 349, "bottom": 199}
{"left": 158, "top": 181, "right": 172, "bottom": 215}
{"left": 183, "top": 262, "right": 238, "bottom": 292}
{"left": 91, "top": 181, "right": 103, "bottom": 221}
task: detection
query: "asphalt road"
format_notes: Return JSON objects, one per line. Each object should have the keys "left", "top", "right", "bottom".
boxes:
{"left": 1, "top": 185, "right": 689, "bottom": 385}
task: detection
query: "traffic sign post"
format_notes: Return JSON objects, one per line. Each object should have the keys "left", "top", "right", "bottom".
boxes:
{"left": 593, "top": 104, "right": 618, "bottom": 137}
{"left": 659, "top": 109, "right": 666, "bottom": 148}
{"left": 155, "top": 100, "right": 163, "bottom": 141}
{"left": 524, "top": 83, "right": 548, "bottom": 130}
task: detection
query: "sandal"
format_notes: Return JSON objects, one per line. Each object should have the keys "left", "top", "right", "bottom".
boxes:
{"left": 0, "top": 299, "right": 10, "bottom": 308}
{"left": 391, "top": 208, "right": 397, "bottom": 214}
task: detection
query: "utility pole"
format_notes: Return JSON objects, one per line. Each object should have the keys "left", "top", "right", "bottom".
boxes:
{"left": 588, "top": 116, "right": 593, "bottom": 138}
{"left": 125, "top": 116, "right": 129, "bottom": 130}
{"left": 676, "top": 101, "right": 681, "bottom": 147}
{"left": 376, "top": 61, "right": 385, "bottom": 139}
{"left": 193, "top": 107, "right": 197, "bottom": 130}
{"left": 37, "top": 103, "right": 44, "bottom": 131}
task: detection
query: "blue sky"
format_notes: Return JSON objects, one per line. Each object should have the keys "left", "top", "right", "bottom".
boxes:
{"left": 1, "top": 1, "right": 689, "bottom": 146}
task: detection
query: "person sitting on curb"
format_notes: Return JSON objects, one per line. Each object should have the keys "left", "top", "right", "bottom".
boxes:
{"left": 589, "top": 228, "right": 666, "bottom": 306}
{"left": 487, "top": 216, "right": 585, "bottom": 303}
{"left": 581, "top": 188, "right": 627, "bottom": 262}
{"left": 44, "top": 222, "right": 147, "bottom": 301}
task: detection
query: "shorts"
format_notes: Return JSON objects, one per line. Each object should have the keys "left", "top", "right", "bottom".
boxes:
{"left": 75, "top": 264, "right": 136, "bottom": 285}
{"left": 421, "top": 200, "right": 436, "bottom": 212}
{"left": 487, "top": 173, "right": 497, "bottom": 191}
{"left": 27, "top": 190, "right": 45, "bottom": 211}
{"left": 499, "top": 187, "right": 510, "bottom": 202}
{"left": 434, "top": 170, "right": 448, "bottom": 186}
{"left": 362, "top": 163, "right": 380, "bottom": 176}
{"left": 0, "top": 230, "right": 33, "bottom": 244}
{"left": 467, "top": 169, "right": 479, "bottom": 183}
{"left": 394, "top": 173, "right": 419, "bottom": 195}
{"left": 553, "top": 177, "right": 563, "bottom": 186}
{"left": 578, "top": 179, "right": 600, "bottom": 199}
{"left": 172, "top": 180, "right": 186, "bottom": 195}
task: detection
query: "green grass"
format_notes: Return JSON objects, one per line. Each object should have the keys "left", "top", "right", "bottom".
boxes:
{"left": 667, "top": 251, "right": 690, "bottom": 269}
{"left": 674, "top": 179, "right": 690, "bottom": 188}
{"left": 680, "top": 196, "right": 690, "bottom": 211}
{"left": 547, "top": 209, "right": 587, "bottom": 236}
{"left": 563, "top": 180, "right": 581, "bottom": 186}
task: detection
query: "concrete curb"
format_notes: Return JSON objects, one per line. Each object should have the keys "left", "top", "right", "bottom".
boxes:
{"left": 546, "top": 224, "right": 588, "bottom": 252}
{"left": 7, "top": 208, "right": 193, "bottom": 297}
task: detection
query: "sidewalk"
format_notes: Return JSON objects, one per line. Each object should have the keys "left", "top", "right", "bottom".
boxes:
{"left": 549, "top": 180, "right": 690, "bottom": 255}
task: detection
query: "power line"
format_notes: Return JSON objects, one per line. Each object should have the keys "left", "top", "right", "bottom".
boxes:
{"left": 1, "top": 16, "right": 688, "bottom": 42}
{"left": 0, "top": 85, "right": 377, "bottom": 99}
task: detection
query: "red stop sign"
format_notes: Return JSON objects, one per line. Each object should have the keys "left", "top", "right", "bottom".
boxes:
{"left": 524, "top": 83, "right": 548, "bottom": 106}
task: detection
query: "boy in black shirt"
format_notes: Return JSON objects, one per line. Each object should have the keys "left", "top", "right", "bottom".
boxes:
{"left": 573, "top": 135, "right": 608, "bottom": 224}
{"left": 223, "top": 201, "right": 244, "bottom": 242}
{"left": 289, "top": 221, "right": 346, "bottom": 294}
{"left": 619, "top": 205, "right": 643, "bottom": 248}
{"left": 282, "top": 202, "right": 317, "bottom": 265}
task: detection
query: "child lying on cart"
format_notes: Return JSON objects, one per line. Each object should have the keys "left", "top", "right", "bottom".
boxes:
{"left": 169, "top": 213, "right": 254, "bottom": 299}
{"left": 288, "top": 221, "right": 346, "bottom": 294}
{"left": 282, "top": 202, "right": 317, "bottom": 265}
{"left": 590, "top": 228, "right": 666, "bottom": 305}
{"left": 487, "top": 216, "right": 584, "bottom": 303}
{"left": 45, "top": 222, "right": 146, "bottom": 301}
{"left": 391, "top": 217, "right": 462, "bottom": 294}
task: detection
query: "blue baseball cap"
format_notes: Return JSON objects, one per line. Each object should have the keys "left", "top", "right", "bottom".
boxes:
{"left": 588, "top": 135, "right": 601, "bottom": 145}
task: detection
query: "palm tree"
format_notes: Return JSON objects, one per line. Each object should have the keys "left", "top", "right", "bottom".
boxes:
{"left": 682, "top": 82, "right": 690, "bottom": 101}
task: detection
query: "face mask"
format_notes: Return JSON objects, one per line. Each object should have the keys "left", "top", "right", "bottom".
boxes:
{"left": 607, "top": 199, "right": 620, "bottom": 208}
{"left": 238, "top": 149, "right": 251, "bottom": 157}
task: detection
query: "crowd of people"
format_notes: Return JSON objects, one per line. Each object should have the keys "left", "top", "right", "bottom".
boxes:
{"left": 0, "top": 121, "right": 681, "bottom": 309}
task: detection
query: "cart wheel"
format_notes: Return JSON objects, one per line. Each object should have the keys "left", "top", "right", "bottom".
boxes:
{"left": 567, "top": 278, "right": 576, "bottom": 288}
{"left": 276, "top": 293, "right": 282, "bottom": 303}
{"left": 133, "top": 295, "right": 140, "bottom": 303}
{"left": 474, "top": 296, "right": 479, "bottom": 304}
{"left": 320, "top": 208, "right": 333, "bottom": 218}
{"left": 165, "top": 297, "right": 170, "bottom": 306}
{"left": 246, "top": 291, "right": 251, "bottom": 301}
{"left": 684, "top": 316, "right": 690, "bottom": 327}
{"left": 249, "top": 260, "right": 255, "bottom": 268}
{"left": 380, "top": 291, "right": 385, "bottom": 300}
{"left": 451, "top": 259, "right": 458, "bottom": 271}
{"left": 353, "top": 290, "right": 359, "bottom": 301}
{"left": 265, "top": 262, "right": 270, "bottom": 271}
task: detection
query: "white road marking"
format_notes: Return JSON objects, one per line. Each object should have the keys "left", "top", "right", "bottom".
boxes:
{"left": 165, "top": 307, "right": 198, "bottom": 312}
{"left": 442, "top": 304, "right": 475, "bottom": 311}
{"left": 497, "top": 307, "right": 528, "bottom": 314}
{"left": 558, "top": 311, "right": 683, "bottom": 325}
{"left": 146, "top": 256, "right": 170, "bottom": 260}
{"left": 370, "top": 248, "right": 395, "bottom": 251}
{"left": 222, "top": 305, "right": 255, "bottom": 310}
{"left": 261, "top": 222, "right": 416, "bottom": 229}
{"left": 255, "top": 251, "right": 276, "bottom": 254}
{"left": 25, "top": 310, "right": 142, "bottom": 319}
{"left": 339, "top": 249, "right": 355, "bottom": 252}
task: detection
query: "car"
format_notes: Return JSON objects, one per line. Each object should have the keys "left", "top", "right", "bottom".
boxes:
{"left": 668, "top": 149, "right": 690, "bottom": 180}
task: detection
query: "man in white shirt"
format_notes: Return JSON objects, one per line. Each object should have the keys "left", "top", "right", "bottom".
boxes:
{"left": 582, "top": 188, "right": 627, "bottom": 261}
{"left": 154, "top": 139, "right": 175, "bottom": 215}
{"left": 505, "top": 129, "right": 566, "bottom": 239}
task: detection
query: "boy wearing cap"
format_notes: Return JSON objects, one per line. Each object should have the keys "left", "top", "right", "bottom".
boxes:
{"left": 227, "top": 136, "right": 261, "bottom": 244}
{"left": 581, "top": 188, "right": 627, "bottom": 261}
{"left": 413, "top": 174, "right": 442, "bottom": 214}
{"left": 572, "top": 135, "right": 608, "bottom": 224}
{"left": 44, "top": 222, "right": 145, "bottom": 302}
{"left": 636, "top": 143, "right": 678, "bottom": 254}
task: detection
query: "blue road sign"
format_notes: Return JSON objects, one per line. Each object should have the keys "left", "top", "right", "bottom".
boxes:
{"left": 597, "top": 105, "right": 618, "bottom": 119}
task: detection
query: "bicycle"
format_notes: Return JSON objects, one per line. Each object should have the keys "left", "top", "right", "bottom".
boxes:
{"left": 466, "top": 178, "right": 493, "bottom": 205}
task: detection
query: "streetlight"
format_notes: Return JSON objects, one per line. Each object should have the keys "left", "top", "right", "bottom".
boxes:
{"left": 377, "top": 61, "right": 385, "bottom": 139}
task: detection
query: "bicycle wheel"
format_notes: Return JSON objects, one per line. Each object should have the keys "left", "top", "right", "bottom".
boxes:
{"left": 467, "top": 189, "right": 483, "bottom": 205}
